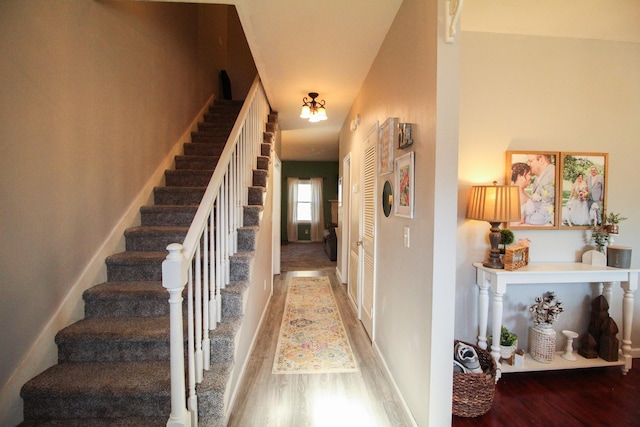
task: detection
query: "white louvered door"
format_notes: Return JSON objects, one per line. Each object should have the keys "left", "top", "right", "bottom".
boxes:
{"left": 359, "top": 124, "right": 377, "bottom": 340}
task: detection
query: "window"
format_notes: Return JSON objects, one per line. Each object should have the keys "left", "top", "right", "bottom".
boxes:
{"left": 296, "top": 180, "right": 312, "bottom": 221}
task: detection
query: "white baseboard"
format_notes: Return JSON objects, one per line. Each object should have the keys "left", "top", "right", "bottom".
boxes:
{"left": 0, "top": 95, "right": 215, "bottom": 427}
{"left": 372, "top": 342, "right": 418, "bottom": 427}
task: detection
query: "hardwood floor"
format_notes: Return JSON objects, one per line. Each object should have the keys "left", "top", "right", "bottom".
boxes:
{"left": 453, "top": 357, "right": 640, "bottom": 426}
{"left": 227, "top": 270, "right": 415, "bottom": 427}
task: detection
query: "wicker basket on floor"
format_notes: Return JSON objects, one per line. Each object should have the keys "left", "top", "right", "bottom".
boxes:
{"left": 452, "top": 340, "right": 497, "bottom": 417}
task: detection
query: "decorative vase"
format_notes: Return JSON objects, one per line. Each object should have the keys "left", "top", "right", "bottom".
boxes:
{"left": 529, "top": 324, "right": 556, "bottom": 364}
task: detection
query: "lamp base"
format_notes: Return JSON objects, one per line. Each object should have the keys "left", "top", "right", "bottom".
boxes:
{"left": 483, "top": 258, "right": 504, "bottom": 269}
{"left": 483, "top": 222, "right": 504, "bottom": 269}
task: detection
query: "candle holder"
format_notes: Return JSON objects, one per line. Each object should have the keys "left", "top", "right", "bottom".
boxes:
{"left": 561, "top": 330, "right": 579, "bottom": 361}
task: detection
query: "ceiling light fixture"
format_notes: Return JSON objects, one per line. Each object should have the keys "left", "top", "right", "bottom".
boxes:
{"left": 300, "top": 92, "right": 327, "bottom": 123}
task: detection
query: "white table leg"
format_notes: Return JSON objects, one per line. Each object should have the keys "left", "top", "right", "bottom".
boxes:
{"left": 491, "top": 290, "right": 504, "bottom": 380}
{"left": 621, "top": 282, "right": 635, "bottom": 374}
{"left": 477, "top": 275, "right": 489, "bottom": 350}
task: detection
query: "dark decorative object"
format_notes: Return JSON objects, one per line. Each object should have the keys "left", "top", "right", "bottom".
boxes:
{"left": 323, "top": 224, "right": 337, "bottom": 261}
{"left": 579, "top": 295, "right": 618, "bottom": 360}
{"left": 579, "top": 334, "right": 598, "bottom": 359}
{"left": 599, "top": 318, "right": 620, "bottom": 362}
{"left": 382, "top": 180, "right": 393, "bottom": 217}
{"left": 220, "top": 70, "right": 232, "bottom": 100}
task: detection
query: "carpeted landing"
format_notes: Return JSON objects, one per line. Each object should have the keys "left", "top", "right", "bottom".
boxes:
{"left": 280, "top": 242, "right": 336, "bottom": 271}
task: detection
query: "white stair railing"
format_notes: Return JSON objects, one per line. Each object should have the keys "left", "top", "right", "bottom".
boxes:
{"left": 162, "top": 76, "right": 270, "bottom": 427}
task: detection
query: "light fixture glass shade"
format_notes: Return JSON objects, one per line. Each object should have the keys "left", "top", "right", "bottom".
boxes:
{"left": 300, "top": 105, "right": 311, "bottom": 119}
{"left": 317, "top": 106, "right": 327, "bottom": 120}
{"left": 466, "top": 184, "right": 521, "bottom": 223}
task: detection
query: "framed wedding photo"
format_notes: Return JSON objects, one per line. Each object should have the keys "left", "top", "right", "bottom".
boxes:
{"left": 559, "top": 152, "right": 608, "bottom": 229}
{"left": 505, "top": 151, "right": 559, "bottom": 230}
{"left": 394, "top": 151, "right": 414, "bottom": 218}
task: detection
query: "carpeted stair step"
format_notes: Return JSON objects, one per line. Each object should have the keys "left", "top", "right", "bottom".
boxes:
{"left": 209, "top": 316, "right": 243, "bottom": 362}
{"left": 125, "top": 226, "right": 188, "bottom": 252}
{"left": 55, "top": 317, "right": 170, "bottom": 362}
{"left": 253, "top": 169, "right": 268, "bottom": 188}
{"left": 191, "top": 132, "right": 229, "bottom": 144}
{"left": 21, "top": 361, "right": 172, "bottom": 420}
{"left": 243, "top": 205, "right": 263, "bottom": 227}
{"left": 197, "top": 122, "right": 234, "bottom": 133}
{"left": 256, "top": 155, "right": 269, "bottom": 171}
{"left": 261, "top": 143, "right": 272, "bottom": 157}
{"left": 153, "top": 186, "right": 205, "bottom": 205}
{"left": 248, "top": 186, "right": 266, "bottom": 206}
{"left": 19, "top": 416, "right": 169, "bottom": 426}
{"left": 140, "top": 205, "right": 198, "bottom": 227}
{"left": 106, "top": 251, "right": 166, "bottom": 282}
{"left": 183, "top": 142, "right": 226, "bottom": 157}
{"left": 174, "top": 155, "right": 220, "bottom": 170}
{"left": 221, "top": 282, "right": 250, "bottom": 318}
{"left": 229, "top": 251, "right": 253, "bottom": 282}
{"left": 165, "top": 169, "right": 213, "bottom": 187}
{"left": 195, "top": 361, "right": 232, "bottom": 421}
{"left": 83, "top": 281, "right": 170, "bottom": 318}
{"left": 237, "top": 226, "right": 258, "bottom": 252}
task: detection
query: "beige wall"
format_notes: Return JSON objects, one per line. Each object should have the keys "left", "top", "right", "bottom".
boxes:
{"left": 338, "top": 0, "right": 458, "bottom": 425}
{"left": 457, "top": 32, "right": 640, "bottom": 352}
{"left": 0, "top": 1, "right": 254, "bottom": 424}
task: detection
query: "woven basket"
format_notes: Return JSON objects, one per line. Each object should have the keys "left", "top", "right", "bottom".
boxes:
{"left": 529, "top": 324, "right": 556, "bottom": 363}
{"left": 452, "top": 340, "right": 497, "bottom": 417}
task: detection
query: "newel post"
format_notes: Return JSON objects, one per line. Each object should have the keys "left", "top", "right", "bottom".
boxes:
{"left": 162, "top": 243, "right": 191, "bottom": 427}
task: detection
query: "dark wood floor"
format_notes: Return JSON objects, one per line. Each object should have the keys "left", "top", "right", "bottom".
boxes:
{"left": 453, "top": 358, "right": 640, "bottom": 426}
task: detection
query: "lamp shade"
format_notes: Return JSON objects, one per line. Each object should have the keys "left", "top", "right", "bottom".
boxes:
{"left": 467, "top": 184, "right": 521, "bottom": 223}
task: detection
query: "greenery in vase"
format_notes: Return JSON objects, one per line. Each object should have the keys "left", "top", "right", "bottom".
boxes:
{"left": 589, "top": 226, "right": 609, "bottom": 252}
{"left": 604, "top": 212, "right": 627, "bottom": 225}
{"left": 529, "top": 291, "right": 564, "bottom": 325}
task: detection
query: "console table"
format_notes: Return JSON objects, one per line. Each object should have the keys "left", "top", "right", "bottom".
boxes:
{"left": 474, "top": 262, "right": 638, "bottom": 380}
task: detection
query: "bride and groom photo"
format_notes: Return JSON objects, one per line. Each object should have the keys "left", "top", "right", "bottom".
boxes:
{"left": 507, "top": 151, "right": 607, "bottom": 229}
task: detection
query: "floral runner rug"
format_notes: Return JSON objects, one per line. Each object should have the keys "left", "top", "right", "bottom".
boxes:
{"left": 273, "top": 276, "right": 358, "bottom": 374}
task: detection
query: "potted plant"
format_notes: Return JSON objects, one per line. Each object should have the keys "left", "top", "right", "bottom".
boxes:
{"left": 528, "top": 291, "right": 564, "bottom": 363}
{"left": 498, "top": 326, "right": 518, "bottom": 359}
{"left": 603, "top": 211, "right": 627, "bottom": 235}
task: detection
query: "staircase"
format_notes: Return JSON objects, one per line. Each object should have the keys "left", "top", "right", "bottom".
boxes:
{"left": 20, "top": 98, "right": 276, "bottom": 426}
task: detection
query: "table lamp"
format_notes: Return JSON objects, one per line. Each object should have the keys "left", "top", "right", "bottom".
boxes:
{"left": 467, "top": 182, "right": 521, "bottom": 269}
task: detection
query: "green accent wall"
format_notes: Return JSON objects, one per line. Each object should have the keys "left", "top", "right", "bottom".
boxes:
{"left": 281, "top": 161, "right": 339, "bottom": 241}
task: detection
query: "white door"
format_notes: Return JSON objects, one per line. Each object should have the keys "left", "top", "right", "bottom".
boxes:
{"left": 348, "top": 167, "right": 360, "bottom": 313}
{"left": 359, "top": 124, "right": 377, "bottom": 340}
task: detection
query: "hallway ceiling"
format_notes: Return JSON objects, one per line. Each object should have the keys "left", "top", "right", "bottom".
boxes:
{"left": 234, "top": 0, "right": 403, "bottom": 161}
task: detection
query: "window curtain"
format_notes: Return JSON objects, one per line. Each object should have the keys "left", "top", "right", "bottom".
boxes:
{"left": 287, "top": 177, "right": 299, "bottom": 242}
{"left": 310, "top": 177, "right": 324, "bottom": 242}
{"left": 287, "top": 177, "right": 325, "bottom": 242}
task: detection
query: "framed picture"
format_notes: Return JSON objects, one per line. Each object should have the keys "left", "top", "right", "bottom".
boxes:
{"left": 503, "top": 246, "right": 529, "bottom": 271}
{"left": 378, "top": 117, "right": 397, "bottom": 175}
{"left": 394, "top": 151, "right": 414, "bottom": 218}
{"left": 559, "top": 152, "right": 608, "bottom": 229}
{"left": 398, "top": 123, "right": 413, "bottom": 149}
{"left": 505, "top": 151, "right": 559, "bottom": 229}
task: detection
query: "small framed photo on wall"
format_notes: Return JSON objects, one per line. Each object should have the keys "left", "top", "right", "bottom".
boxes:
{"left": 394, "top": 151, "right": 414, "bottom": 218}
{"left": 378, "top": 117, "right": 397, "bottom": 175}
{"left": 505, "top": 151, "right": 559, "bottom": 229}
{"left": 558, "top": 152, "right": 607, "bottom": 229}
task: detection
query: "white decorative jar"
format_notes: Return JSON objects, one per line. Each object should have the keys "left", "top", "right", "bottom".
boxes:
{"left": 529, "top": 323, "right": 556, "bottom": 363}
